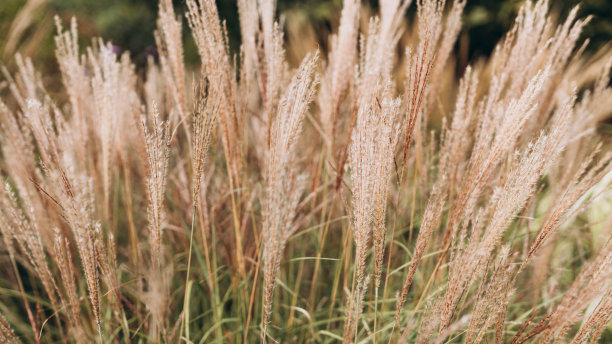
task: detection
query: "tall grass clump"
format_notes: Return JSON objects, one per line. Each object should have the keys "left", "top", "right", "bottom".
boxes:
{"left": 0, "top": 0, "right": 612, "bottom": 343}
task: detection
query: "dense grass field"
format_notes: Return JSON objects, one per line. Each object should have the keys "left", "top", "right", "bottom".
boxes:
{"left": 0, "top": 0, "right": 612, "bottom": 343}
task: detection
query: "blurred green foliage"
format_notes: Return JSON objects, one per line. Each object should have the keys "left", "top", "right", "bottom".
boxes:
{"left": 0, "top": 0, "right": 611, "bottom": 74}
{"left": 464, "top": 0, "right": 612, "bottom": 57}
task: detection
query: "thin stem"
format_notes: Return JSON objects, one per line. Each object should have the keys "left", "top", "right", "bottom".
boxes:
{"left": 180, "top": 207, "right": 197, "bottom": 342}
{"left": 374, "top": 287, "right": 379, "bottom": 344}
